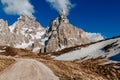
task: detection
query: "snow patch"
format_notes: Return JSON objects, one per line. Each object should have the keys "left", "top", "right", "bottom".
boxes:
{"left": 56, "top": 45, "right": 65, "bottom": 51}
{"left": 102, "top": 61, "right": 118, "bottom": 65}
{"left": 3, "top": 47, "right": 6, "bottom": 49}
{"left": 0, "top": 50, "right": 6, "bottom": 53}
{"left": 54, "top": 38, "right": 120, "bottom": 61}
{"left": 32, "top": 47, "right": 40, "bottom": 53}
{"left": 41, "top": 37, "right": 48, "bottom": 45}
{"left": 114, "top": 66, "right": 120, "bottom": 69}
{"left": 9, "top": 24, "right": 15, "bottom": 33}
{"left": 15, "top": 41, "right": 33, "bottom": 49}
{"left": 35, "top": 31, "right": 45, "bottom": 39}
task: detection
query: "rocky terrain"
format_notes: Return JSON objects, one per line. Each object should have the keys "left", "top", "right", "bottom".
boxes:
{"left": 0, "top": 10, "right": 119, "bottom": 80}
{"left": 0, "top": 36, "right": 119, "bottom": 80}
{"left": 0, "top": 10, "right": 90, "bottom": 53}
{"left": 0, "top": 15, "right": 45, "bottom": 53}
{"left": 10, "top": 15, "right": 45, "bottom": 50}
{"left": 44, "top": 10, "right": 89, "bottom": 52}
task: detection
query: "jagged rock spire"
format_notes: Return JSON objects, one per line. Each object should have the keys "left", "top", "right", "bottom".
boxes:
{"left": 60, "top": 9, "right": 66, "bottom": 19}
{"left": 44, "top": 10, "right": 90, "bottom": 52}
{"left": 59, "top": 9, "right": 69, "bottom": 23}
{"left": 50, "top": 9, "right": 69, "bottom": 28}
{"left": 0, "top": 19, "right": 10, "bottom": 33}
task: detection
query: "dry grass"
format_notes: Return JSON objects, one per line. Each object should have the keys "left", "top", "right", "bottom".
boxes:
{"left": 79, "top": 59, "right": 120, "bottom": 80}
{"left": 0, "top": 46, "right": 40, "bottom": 58}
{"left": 37, "top": 58, "right": 120, "bottom": 80}
{"left": 0, "top": 58, "right": 15, "bottom": 72}
{"left": 39, "top": 59, "right": 106, "bottom": 80}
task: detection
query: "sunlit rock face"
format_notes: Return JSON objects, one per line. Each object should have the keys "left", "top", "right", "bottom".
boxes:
{"left": 44, "top": 10, "right": 90, "bottom": 52}
{"left": 9, "top": 15, "right": 46, "bottom": 51}
{"left": 0, "top": 19, "right": 27, "bottom": 46}
{"left": 0, "top": 12, "right": 89, "bottom": 53}
{"left": 0, "top": 16, "right": 46, "bottom": 52}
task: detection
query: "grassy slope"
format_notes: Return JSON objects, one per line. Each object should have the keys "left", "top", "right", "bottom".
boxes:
{"left": 39, "top": 58, "right": 120, "bottom": 80}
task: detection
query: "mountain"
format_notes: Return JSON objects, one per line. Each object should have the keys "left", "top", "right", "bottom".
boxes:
{"left": 41, "top": 36, "right": 120, "bottom": 79}
{"left": 0, "top": 16, "right": 46, "bottom": 53}
{"left": 49, "top": 36, "right": 120, "bottom": 61}
{"left": 0, "top": 38, "right": 120, "bottom": 80}
{"left": 0, "top": 10, "right": 90, "bottom": 53}
{"left": 0, "top": 13, "right": 120, "bottom": 80}
{"left": 10, "top": 15, "right": 45, "bottom": 40}
{"left": 0, "top": 19, "right": 27, "bottom": 47}
{"left": 44, "top": 10, "right": 90, "bottom": 52}
{"left": 9, "top": 15, "right": 46, "bottom": 52}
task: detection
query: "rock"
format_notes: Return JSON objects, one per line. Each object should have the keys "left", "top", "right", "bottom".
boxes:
{"left": 44, "top": 10, "right": 90, "bottom": 52}
{"left": 9, "top": 15, "right": 45, "bottom": 51}
{"left": 11, "top": 15, "right": 45, "bottom": 40}
{"left": 0, "top": 16, "right": 45, "bottom": 52}
{"left": 0, "top": 13, "right": 89, "bottom": 53}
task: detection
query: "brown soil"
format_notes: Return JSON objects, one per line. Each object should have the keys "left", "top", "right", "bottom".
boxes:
{"left": 0, "top": 59, "right": 58, "bottom": 80}
{"left": 0, "top": 45, "right": 120, "bottom": 80}
{"left": 0, "top": 46, "right": 40, "bottom": 58}
{"left": 0, "top": 58, "right": 15, "bottom": 72}
{"left": 40, "top": 59, "right": 104, "bottom": 80}
{"left": 40, "top": 58, "right": 120, "bottom": 80}
{"left": 80, "top": 59, "right": 120, "bottom": 80}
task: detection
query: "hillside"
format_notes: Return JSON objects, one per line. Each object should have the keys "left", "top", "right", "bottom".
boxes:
{"left": 0, "top": 8, "right": 119, "bottom": 80}
{"left": 53, "top": 36, "right": 120, "bottom": 61}
{"left": 0, "top": 36, "right": 120, "bottom": 80}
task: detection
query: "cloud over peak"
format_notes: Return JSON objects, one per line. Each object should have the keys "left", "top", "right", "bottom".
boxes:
{"left": 46, "top": 0, "right": 75, "bottom": 15}
{"left": 1, "top": 0, "right": 35, "bottom": 18}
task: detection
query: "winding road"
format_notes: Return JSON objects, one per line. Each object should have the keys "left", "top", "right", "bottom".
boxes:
{"left": 0, "top": 59, "right": 59, "bottom": 80}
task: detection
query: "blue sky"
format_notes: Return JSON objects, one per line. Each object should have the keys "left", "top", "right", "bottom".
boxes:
{"left": 0, "top": 0, "right": 120, "bottom": 38}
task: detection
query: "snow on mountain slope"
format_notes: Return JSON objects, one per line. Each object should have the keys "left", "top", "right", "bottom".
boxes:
{"left": 15, "top": 41, "right": 33, "bottom": 49}
{"left": 8, "top": 15, "right": 47, "bottom": 53}
{"left": 54, "top": 37, "right": 120, "bottom": 61}
{"left": 9, "top": 15, "right": 45, "bottom": 40}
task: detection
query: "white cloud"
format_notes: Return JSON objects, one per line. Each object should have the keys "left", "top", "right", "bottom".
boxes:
{"left": 86, "top": 32, "right": 104, "bottom": 42}
{"left": 1, "top": 0, "right": 35, "bottom": 18}
{"left": 46, "top": 0, "right": 75, "bottom": 15}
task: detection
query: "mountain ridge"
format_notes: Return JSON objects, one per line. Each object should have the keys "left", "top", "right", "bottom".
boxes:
{"left": 0, "top": 10, "right": 91, "bottom": 53}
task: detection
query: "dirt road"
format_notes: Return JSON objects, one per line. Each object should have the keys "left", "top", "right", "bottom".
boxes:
{"left": 0, "top": 59, "right": 59, "bottom": 80}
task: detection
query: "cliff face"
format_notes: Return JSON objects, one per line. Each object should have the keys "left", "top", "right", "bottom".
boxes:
{"left": 10, "top": 15, "right": 45, "bottom": 40}
{"left": 0, "top": 19, "right": 27, "bottom": 46}
{"left": 0, "top": 11, "right": 90, "bottom": 53}
{"left": 0, "top": 19, "right": 10, "bottom": 45}
{"left": 9, "top": 15, "right": 45, "bottom": 51}
{"left": 44, "top": 10, "right": 89, "bottom": 52}
{"left": 0, "top": 16, "right": 46, "bottom": 52}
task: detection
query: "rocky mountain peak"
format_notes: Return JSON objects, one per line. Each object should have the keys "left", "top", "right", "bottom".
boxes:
{"left": 0, "top": 19, "right": 10, "bottom": 33}
{"left": 18, "top": 15, "right": 35, "bottom": 21}
{"left": 10, "top": 15, "right": 45, "bottom": 40}
{"left": 44, "top": 11, "right": 90, "bottom": 52}
{"left": 51, "top": 10, "right": 69, "bottom": 29}
{"left": 0, "top": 19, "right": 26, "bottom": 46}
{"left": 48, "top": 10, "right": 69, "bottom": 33}
{"left": 59, "top": 9, "right": 69, "bottom": 23}
{"left": 0, "top": 13, "right": 90, "bottom": 53}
